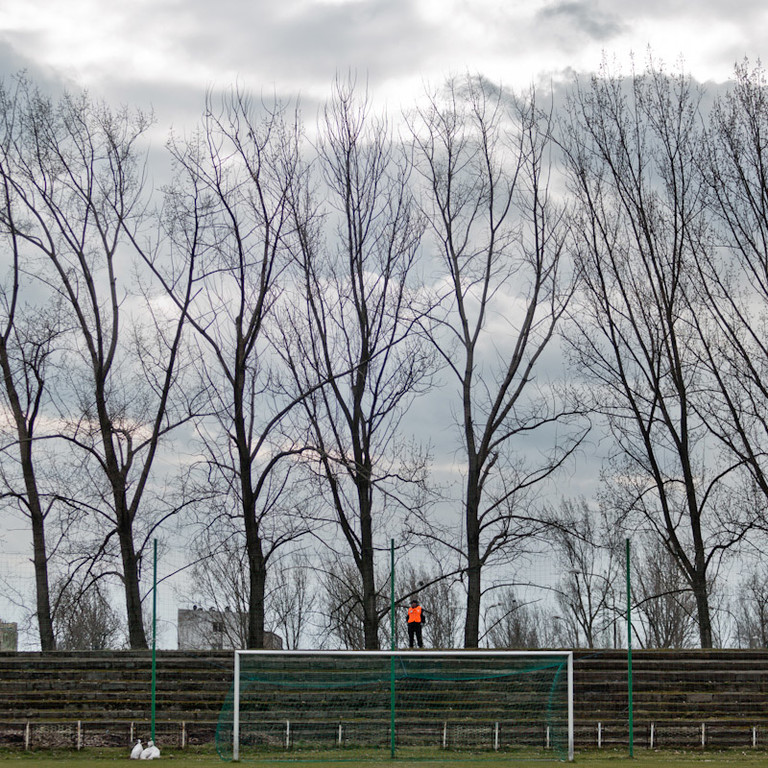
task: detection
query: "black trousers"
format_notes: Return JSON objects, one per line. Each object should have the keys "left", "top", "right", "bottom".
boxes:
{"left": 408, "top": 621, "right": 423, "bottom": 648}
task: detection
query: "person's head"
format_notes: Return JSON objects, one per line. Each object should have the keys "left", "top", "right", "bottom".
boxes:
{"left": 411, "top": 598, "right": 419, "bottom": 606}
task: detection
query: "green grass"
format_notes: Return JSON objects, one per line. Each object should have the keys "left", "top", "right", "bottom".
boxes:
{"left": 1, "top": 748, "right": 768, "bottom": 767}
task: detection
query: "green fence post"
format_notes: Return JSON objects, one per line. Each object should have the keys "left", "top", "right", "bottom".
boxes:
{"left": 626, "top": 537, "right": 633, "bottom": 758}
{"left": 151, "top": 538, "right": 157, "bottom": 743}
{"left": 390, "top": 539, "right": 396, "bottom": 758}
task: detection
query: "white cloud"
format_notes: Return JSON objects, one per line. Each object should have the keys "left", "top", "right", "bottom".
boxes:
{"left": 2, "top": 0, "right": 767, "bottom": 134}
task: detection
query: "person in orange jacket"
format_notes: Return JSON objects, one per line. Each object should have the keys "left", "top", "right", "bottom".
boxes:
{"left": 406, "top": 597, "right": 426, "bottom": 648}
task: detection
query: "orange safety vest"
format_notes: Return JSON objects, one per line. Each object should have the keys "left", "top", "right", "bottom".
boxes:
{"left": 407, "top": 605, "right": 422, "bottom": 623}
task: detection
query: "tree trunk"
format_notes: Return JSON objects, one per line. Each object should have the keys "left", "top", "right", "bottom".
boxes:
{"left": 360, "top": 502, "right": 380, "bottom": 650}
{"left": 0, "top": 344, "right": 56, "bottom": 651}
{"left": 119, "top": 521, "right": 148, "bottom": 650}
{"left": 30, "top": 495, "right": 55, "bottom": 651}
{"left": 463, "top": 471, "right": 482, "bottom": 648}
{"left": 692, "top": 571, "right": 712, "bottom": 648}
{"left": 247, "top": 543, "right": 266, "bottom": 649}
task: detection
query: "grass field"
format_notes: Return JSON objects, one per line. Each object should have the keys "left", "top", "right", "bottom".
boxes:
{"left": 1, "top": 749, "right": 768, "bottom": 767}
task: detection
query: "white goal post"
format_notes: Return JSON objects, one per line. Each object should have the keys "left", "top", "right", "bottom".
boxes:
{"left": 223, "top": 649, "right": 574, "bottom": 762}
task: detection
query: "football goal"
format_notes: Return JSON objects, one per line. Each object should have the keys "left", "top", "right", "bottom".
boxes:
{"left": 216, "top": 650, "right": 574, "bottom": 762}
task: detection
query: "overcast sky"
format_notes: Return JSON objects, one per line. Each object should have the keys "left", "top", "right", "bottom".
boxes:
{"left": 0, "top": 0, "right": 766, "bottom": 648}
{"left": 2, "top": 0, "right": 767, "bottom": 130}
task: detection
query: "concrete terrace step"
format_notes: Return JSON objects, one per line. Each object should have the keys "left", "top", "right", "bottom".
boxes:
{"left": 1, "top": 649, "right": 768, "bottom": 728}
{"left": 0, "top": 651, "right": 233, "bottom": 722}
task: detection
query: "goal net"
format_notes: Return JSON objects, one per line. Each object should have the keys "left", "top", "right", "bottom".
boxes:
{"left": 216, "top": 650, "right": 573, "bottom": 762}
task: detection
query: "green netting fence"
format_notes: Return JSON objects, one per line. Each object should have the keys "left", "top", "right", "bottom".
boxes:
{"left": 216, "top": 650, "right": 573, "bottom": 762}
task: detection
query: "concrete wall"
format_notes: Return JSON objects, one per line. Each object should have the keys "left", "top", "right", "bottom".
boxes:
{"left": 1, "top": 648, "right": 768, "bottom": 750}
{"left": 176, "top": 608, "right": 282, "bottom": 650}
{"left": 0, "top": 623, "right": 17, "bottom": 651}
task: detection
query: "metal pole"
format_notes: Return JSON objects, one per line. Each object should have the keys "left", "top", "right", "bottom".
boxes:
{"left": 151, "top": 538, "right": 158, "bottom": 743}
{"left": 626, "top": 538, "right": 633, "bottom": 758}
{"left": 390, "top": 539, "right": 395, "bottom": 652}
{"left": 564, "top": 651, "right": 574, "bottom": 763}
{"left": 233, "top": 651, "right": 241, "bottom": 761}
{"left": 390, "top": 539, "right": 396, "bottom": 759}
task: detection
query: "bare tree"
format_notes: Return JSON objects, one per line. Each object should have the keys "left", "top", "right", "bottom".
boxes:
{"left": 0, "top": 167, "right": 60, "bottom": 651}
{"left": 561, "top": 61, "right": 749, "bottom": 647}
{"left": 632, "top": 537, "right": 697, "bottom": 648}
{"left": 395, "top": 562, "right": 463, "bottom": 649}
{"left": 417, "top": 578, "right": 462, "bottom": 650}
{"left": 186, "top": 517, "right": 312, "bottom": 649}
{"left": 732, "top": 565, "right": 768, "bottom": 648}
{"left": 157, "top": 89, "right": 311, "bottom": 648}
{"left": 318, "top": 555, "right": 374, "bottom": 650}
{"left": 282, "top": 76, "right": 433, "bottom": 649}
{"left": 484, "top": 587, "right": 545, "bottom": 648}
{"left": 53, "top": 574, "right": 122, "bottom": 650}
{"left": 0, "top": 76, "right": 197, "bottom": 648}
{"left": 187, "top": 519, "right": 251, "bottom": 648}
{"left": 266, "top": 552, "right": 313, "bottom": 650}
{"left": 693, "top": 60, "right": 768, "bottom": 532}
{"left": 408, "top": 75, "right": 582, "bottom": 647}
{"left": 0, "top": 76, "right": 91, "bottom": 652}
{"left": 551, "top": 498, "right": 622, "bottom": 648}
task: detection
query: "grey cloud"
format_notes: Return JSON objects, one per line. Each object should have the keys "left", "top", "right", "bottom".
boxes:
{"left": 127, "top": 0, "right": 442, "bottom": 93}
{"left": 538, "top": 0, "right": 765, "bottom": 26}
{"left": 266, "top": 0, "right": 436, "bottom": 80}
{"left": 536, "top": 1, "right": 626, "bottom": 42}
{"left": 0, "top": 38, "right": 74, "bottom": 93}
{"left": 601, "top": 0, "right": 766, "bottom": 20}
